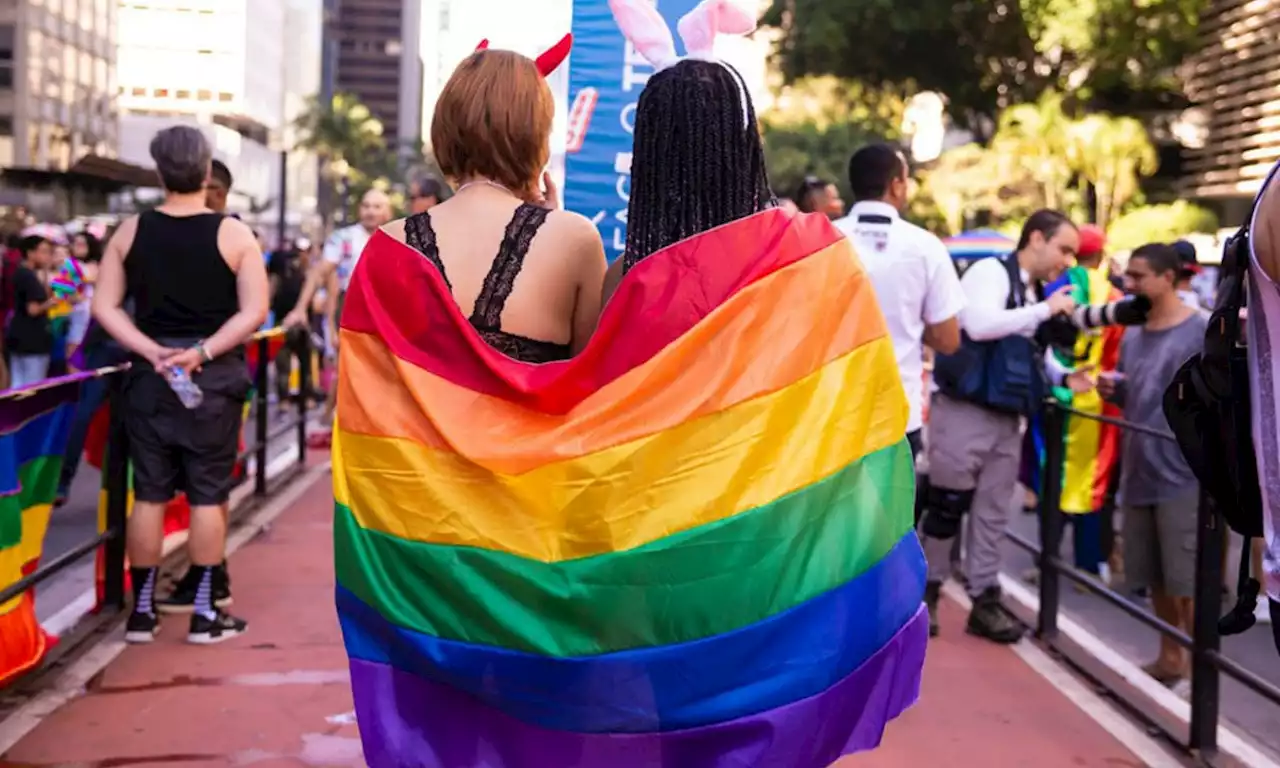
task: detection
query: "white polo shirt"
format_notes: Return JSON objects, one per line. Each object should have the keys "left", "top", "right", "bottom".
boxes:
{"left": 323, "top": 223, "right": 375, "bottom": 293}
{"left": 834, "top": 201, "right": 966, "bottom": 433}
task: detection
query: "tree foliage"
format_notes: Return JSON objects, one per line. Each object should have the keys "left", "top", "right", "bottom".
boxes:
{"left": 760, "top": 76, "right": 905, "bottom": 203}
{"left": 1106, "top": 201, "right": 1218, "bottom": 253}
{"left": 293, "top": 92, "right": 387, "bottom": 172}
{"left": 293, "top": 92, "right": 415, "bottom": 222}
{"left": 761, "top": 0, "right": 1207, "bottom": 127}
{"left": 919, "top": 94, "right": 1159, "bottom": 233}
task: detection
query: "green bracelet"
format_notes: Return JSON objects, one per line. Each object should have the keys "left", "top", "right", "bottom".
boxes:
{"left": 193, "top": 343, "right": 212, "bottom": 363}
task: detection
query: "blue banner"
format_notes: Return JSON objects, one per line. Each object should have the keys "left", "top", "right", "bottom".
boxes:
{"left": 564, "top": 0, "right": 700, "bottom": 263}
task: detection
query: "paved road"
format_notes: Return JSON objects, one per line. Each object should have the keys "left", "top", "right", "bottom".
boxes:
{"left": 33, "top": 404, "right": 307, "bottom": 625}
{"left": 1001, "top": 510, "right": 1280, "bottom": 759}
{"left": 3, "top": 468, "right": 1157, "bottom": 768}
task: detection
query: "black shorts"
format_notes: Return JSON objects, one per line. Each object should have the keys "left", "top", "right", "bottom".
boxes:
{"left": 124, "top": 349, "right": 250, "bottom": 507}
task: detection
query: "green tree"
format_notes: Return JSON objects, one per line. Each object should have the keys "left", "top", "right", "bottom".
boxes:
{"left": 1069, "top": 114, "right": 1159, "bottom": 230}
{"left": 761, "top": 0, "right": 1207, "bottom": 129}
{"left": 1106, "top": 201, "right": 1217, "bottom": 252}
{"left": 917, "top": 96, "right": 1161, "bottom": 232}
{"left": 293, "top": 92, "right": 387, "bottom": 171}
{"left": 991, "top": 91, "right": 1075, "bottom": 211}
{"left": 760, "top": 76, "right": 905, "bottom": 203}
{"left": 293, "top": 92, "right": 391, "bottom": 223}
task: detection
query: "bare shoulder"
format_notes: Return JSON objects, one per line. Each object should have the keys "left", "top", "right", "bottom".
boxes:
{"left": 217, "top": 215, "right": 257, "bottom": 244}
{"left": 106, "top": 214, "right": 140, "bottom": 256}
{"left": 216, "top": 216, "right": 262, "bottom": 268}
{"left": 381, "top": 217, "right": 408, "bottom": 243}
{"left": 545, "top": 209, "right": 604, "bottom": 263}
{"left": 545, "top": 209, "right": 599, "bottom": 242}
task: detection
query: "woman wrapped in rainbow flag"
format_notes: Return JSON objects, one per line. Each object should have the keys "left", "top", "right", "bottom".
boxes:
{"left": 332, "top": 1, "right": 926, "bottom": 766}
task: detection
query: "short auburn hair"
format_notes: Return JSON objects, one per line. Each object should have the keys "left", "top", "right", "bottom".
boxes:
{"left": 431, "top": 50, "right": 553, "bottom": 201}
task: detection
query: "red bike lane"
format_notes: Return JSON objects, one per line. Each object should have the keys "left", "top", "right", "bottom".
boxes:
{"left": 0, "top": 469, "right": 1152, "bottom": 768}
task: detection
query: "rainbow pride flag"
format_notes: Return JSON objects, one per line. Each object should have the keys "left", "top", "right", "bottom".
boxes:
{"left": 0, "top": 377, "right": 78, "bottom": 686}
{"left": 333, "top": 208, "right": 928, "bottom": 767}
{"left": 1038, "top": 264, "right": 1123, "bottom": 514}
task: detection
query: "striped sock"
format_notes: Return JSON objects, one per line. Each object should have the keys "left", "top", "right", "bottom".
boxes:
{"left": 130, "top": 566, "right": 158, "bottom": 615}
{"left": 192, "top": 565, "right": 217, "bottom": 620}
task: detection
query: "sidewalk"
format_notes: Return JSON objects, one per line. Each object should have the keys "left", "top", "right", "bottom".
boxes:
{"left": 0, "top": 467, "right": 1159, "bottom": 768}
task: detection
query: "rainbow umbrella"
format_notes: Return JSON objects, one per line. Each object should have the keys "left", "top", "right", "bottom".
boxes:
{"left": 943, "top": 228, "right": 1013, "bottom": 275}
{"left": 942, "top": 228, "right": 1013, "bottom": 259}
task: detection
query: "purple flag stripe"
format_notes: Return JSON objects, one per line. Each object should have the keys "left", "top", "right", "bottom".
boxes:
{"left": 348, "top": 607, "right": 927, "bottom": 768}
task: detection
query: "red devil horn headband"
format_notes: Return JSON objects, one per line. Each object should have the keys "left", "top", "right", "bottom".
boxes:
{"left": 473, "top": 33, "right": 573, "bottom": 77}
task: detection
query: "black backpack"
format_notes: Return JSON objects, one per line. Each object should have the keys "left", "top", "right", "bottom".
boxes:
{"left": 1163, "top": 220, "right": 1264, "bottom": 636}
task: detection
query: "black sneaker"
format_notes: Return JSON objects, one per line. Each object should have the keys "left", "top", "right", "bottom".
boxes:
{"left": 924, "top": 581, "right": 942, "bottom": 638}
{"left": 965, "top": 587, "right": 1025, "bottom": 644}
{"left": 156, "top": 566, "right": 233, "bottom": 615}
{"left": 125, "top": 611, "right": 160, "bottom": 644}
{"left": 188, "top": 609, "right": 247, "bottom": 645}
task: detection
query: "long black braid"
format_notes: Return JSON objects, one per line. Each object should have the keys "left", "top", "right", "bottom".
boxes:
{"left": 623, "top": 60, "right": 774, "bottom": 272}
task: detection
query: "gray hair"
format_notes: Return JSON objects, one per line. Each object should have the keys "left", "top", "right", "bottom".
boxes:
{"left": 149, "top": 125, "right": 212, "bottom": 194}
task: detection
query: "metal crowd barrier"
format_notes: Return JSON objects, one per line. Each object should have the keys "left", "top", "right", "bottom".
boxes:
{"left": 1012, "top": 399, "right": 1280, "bottom": 762}
{"left": 0, "top": 327, "right": 316, "bottom": 649}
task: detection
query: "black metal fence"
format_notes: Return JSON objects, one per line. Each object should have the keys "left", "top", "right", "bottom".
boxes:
{"left": 1012, "top": 399, "right": 1280, "bottom": 762}
{"left": 0, "top": 328, "right": 315, "bottom": 641}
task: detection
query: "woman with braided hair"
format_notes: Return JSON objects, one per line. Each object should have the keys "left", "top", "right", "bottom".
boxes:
{"left": 623, "top": 62, "right": 773, "bottom": 266}
{"left": 332, "top": 3, "right": 925, "bottom": 765}
{"left": 602, "top": 47, "right": 774, "bottom": 302}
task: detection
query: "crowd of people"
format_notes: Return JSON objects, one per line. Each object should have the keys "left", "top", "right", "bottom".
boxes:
{"left": 5, "top": 2, "right": 1279, "bottom": 765}
{"left": 0, "top": 46, "right": 1233, "bottom": 680}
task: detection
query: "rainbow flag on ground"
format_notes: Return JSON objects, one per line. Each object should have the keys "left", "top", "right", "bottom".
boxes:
{"left": 0, "top": 377, "right": 78, "bottom": 686}
{"left": 333, "top": 208, "right": 927, "bottom": 767}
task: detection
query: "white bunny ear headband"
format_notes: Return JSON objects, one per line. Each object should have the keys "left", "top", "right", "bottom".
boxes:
{"left": 608, "top": 0, "right": 757, "bottom": 128}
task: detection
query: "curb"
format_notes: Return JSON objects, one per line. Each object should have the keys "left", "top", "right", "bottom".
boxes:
{"left": 0, "top": 458, "right": 332, "bottom": 756}
{"left": 996, "top": 572, "right": 1280, "bottom": 768}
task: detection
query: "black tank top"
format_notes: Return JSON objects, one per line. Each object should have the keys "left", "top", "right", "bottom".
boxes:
{"left": 126, "top": 210, "right": 239, "bottom": 339}
{"left": 405, "top": 204, "right": 571, "bottom": 364}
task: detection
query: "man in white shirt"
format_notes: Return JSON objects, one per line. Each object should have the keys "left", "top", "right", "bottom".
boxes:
{"left": 282, "top": 188, "right": 392, "bottom": 437}
{"left": 834, "top": 143, "right": 965, "bottom": 463}
{"left": 922, "top": 210, "right": 1092, "bottom": 643}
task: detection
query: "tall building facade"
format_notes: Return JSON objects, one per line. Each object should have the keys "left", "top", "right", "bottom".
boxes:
{"left": 328, "top": 0, "right": 424, "bottom": 163}
{"left": 4, "top": 0, "right": 119, "bottom": 171}
{"left": 116, "top": 0, "right": 320, "bottom": 239}
{"left": 283, "top": 0, "right": 322, "bottom": 228}
{"left": 1181, "top": 0, "right": 1280, "bottom": 225}
{"left": 116, "top": 0, "right": 284, "bottom": 207}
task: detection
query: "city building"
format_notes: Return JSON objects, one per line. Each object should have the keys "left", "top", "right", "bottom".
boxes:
{"left": 0, "top": 0, "right": 129, "bottom": 220}
{"left": 116, "top": 0, "right": 321, "bottom": 241}
{"left": 282, "top": 0, "right": 323, "bottom": 236}
{"left": 1181, "top": 0, "right": 1280, "bottom": 226}
{"left": 324, "top": 0, "right": 424, "bottom": 165}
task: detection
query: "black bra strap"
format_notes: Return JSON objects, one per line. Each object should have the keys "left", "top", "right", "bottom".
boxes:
{"left": 405, "top": 211, "right": 451, "bottom": 291}
{"left": 471, "top": 204, "right": 550, "bottom": 329}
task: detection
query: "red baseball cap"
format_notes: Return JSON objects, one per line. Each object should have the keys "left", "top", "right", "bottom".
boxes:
{"left": 1077, "top": 224, "right": 1106, "bottom": 257}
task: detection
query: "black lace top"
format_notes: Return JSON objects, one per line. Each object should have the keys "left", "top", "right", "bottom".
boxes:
{"left": 404, "top": 204, "right": 572, "bottom": 364}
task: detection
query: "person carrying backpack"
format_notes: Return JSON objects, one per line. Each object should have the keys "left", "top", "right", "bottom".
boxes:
{"left": 1164, "top": 160, "right": 1280, "bottom": 654}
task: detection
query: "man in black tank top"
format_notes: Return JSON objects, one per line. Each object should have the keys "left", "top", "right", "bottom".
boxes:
{"left": 91, "top": 126, "right": 270, "bottom": 645}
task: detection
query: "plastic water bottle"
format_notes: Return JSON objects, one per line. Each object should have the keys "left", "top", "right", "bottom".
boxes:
{"left": 165, "top": 366, "right": 204, "bottom": 409}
